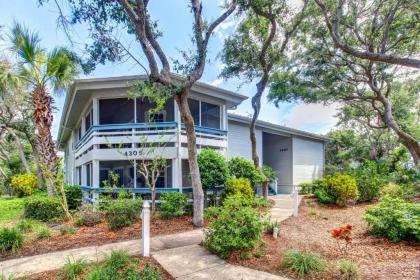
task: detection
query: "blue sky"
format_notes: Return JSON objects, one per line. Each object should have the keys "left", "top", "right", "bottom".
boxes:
{"left": 1, "top": 0, "right": 338, "bottom": 138}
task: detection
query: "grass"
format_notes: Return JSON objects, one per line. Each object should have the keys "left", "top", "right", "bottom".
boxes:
{"left": 0, "top": 192, "right": 46, "bottom": 226}
{"left": 59, "top": 257, "right": 87, "bottom": 280}
{"left": 338, "top": 259, "right": 360, "bottom": 280}
{"left": 36, "top": 226, "right": 52, "bottom": 239}
{"left": 280, "top": 249, "right": 328, "bottom": 278}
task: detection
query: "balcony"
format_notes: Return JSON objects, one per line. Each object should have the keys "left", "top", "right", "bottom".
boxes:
{"left": 74, "top": 122, "right": 227, "bottom": 161}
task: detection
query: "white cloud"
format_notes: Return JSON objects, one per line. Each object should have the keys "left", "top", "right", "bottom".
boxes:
{"left": 210, "top": 78, "right": 224, "bottom": 87}
{"left": 285, "top": 103, "right": 340, "bottom": 133}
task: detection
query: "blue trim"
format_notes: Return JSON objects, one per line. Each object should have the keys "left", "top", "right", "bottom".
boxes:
{"left": 79, "top": 185, "right": 224, "bottom": 194}
{"left": 75, "top": 122, "right": 178, "bottom": 150}
{"left": 181, "top": 124, "right": 227, "bottom": 136}
{"left": 79, "top": 185, "right": 190, "bottom": 194}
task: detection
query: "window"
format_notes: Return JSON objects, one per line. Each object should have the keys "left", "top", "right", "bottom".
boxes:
{"left": 77, "top": 126, "right": 82, "bottom": 141}
{"left": 201, "top": 102, "right": 220, "bottom": 129}
{"left": 85, "top": 109, "right": 92, "bottom": 131}
{"left": 85, "top": 163, "right": 92, "bottom": 187}
{"left": 188, "top": 99, "right": 200, "bottom": 125}
{"left": 76, "top": 166, "right": 82, "bottom": 185}
{"left": 137, "top": 98, "right": 174, "bottom": 123}
{"left": 146, "top": 111, "right": 165, "bottom": 123}
{"left": 99, "top": 98, "right": 134, "bottom": 124}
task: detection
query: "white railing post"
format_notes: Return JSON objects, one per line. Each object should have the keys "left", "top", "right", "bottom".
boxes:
{"left": 293, "top": 185, "right": 299, "bottom": 217}
{"left": 141, "top": 200, "right": 150, "bottom": 257}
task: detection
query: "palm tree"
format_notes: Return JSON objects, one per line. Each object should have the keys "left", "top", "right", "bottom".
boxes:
{"left": 9, "top": 23, "right": 79, "bottom": 196}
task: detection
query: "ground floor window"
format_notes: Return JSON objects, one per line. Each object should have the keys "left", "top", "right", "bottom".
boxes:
{"left": 99, "top": 160, "right": 172, "bottom": 188}
{"left": 85, "top": 162, "right": 92, "bottom": 186}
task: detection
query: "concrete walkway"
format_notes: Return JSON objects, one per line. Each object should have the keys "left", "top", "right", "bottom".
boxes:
{"left": 153, "top": 245, "right": 288, "bottom": 280}
{"left": 0, "top": 230, "right": 203, "bottom": 278}
{"left": 270, "top": 194, "right": 301, "bottom": 222}
{"left": 1, "top": 196, "right": 297, "bottom": 279}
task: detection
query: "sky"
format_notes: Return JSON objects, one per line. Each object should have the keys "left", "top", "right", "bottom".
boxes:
{"left": 0, "top": 0, "right": 339, "bottom": 138}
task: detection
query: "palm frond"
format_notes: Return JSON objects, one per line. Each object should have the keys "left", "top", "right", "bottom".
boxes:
{"left": 46, "top": 47, "right": 79, "bottom": 92}
{"left": 8, "top": 22, "right": 44, "bottom": 66}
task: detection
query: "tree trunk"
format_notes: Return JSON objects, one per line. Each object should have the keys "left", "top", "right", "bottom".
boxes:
{"left": 378, "top": 95, "right": 420, "bottom": 165}
{"left": 175, "top": 90, "right": 204, "bottom": 227}
{"left": 6, "top": 128, "right": 31, "bottom": 174}
{"left": 151, "top": 187, "right": 156, "bottom": 213}
{"left": 250, "top": 77, "right": 269, "bottom": 199}
{"left": 32, "top": 86, "right": 59, "bottom": 196}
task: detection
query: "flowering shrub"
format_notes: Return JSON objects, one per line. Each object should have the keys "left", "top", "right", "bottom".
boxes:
{"left": 10, "top": 174, "right": 38, "bottom": 197}
{"left": 326, "top": 174, "right": 359, "bottom": 206}
{"left": 331, "top": 224, "right": 353, "bottom": 257}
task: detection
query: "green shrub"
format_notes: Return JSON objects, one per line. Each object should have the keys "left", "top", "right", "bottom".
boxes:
{"left": 60, "top": 257, "right": 86, "bottom": 280}
{"left": 364, "top": 197, "right": 420, "bottom": 242}
{"left": 280, "top": 250, "right": 327, "bottom": 278}
{"left": 198, "top": 148, "right": 229, "bottom": 190}
{"left": 228, "top": 157, "right": 264, "bottom": 187}
{"left": 203, "top": 206, "right": 221, "bottom": 222}
{"left": 381, "top": 182, "right": 420, "bottom": 201}
{"left": 223, "top": 177, "right": 253, "bottom": 201}
{"left": 159, "top": 192, "right": 188, "bottom": 219}
{"left": 312, "top": 174, "right": 359, "bottom": 206}
{"left": 36, "top": 226, "right": 52, "bottom": 239}
{"left": 10, "top": 174, "right": 38, "bottom": 197}
{"left": 15, "top": 219, "right": 35, "bottom": 233}
{"left": 0, "top": 227, "right": 23, "bottom": 253}
{"left": 326, "top": 174, "right": 359, "bottom": 206}
{"left": 64, "top": 185, "right": 82, "bottom": 210}
{"left": 349, "top": 161, "right": 389, "bottom": 202}
{"left": 299, "top": 182, "right": 313, "bottom": 194}
{"left": 204, "top": 195, "right": 265, "bottom": 258}
{"left": 251, "top": 196, "right": 270, "bottom": 208}
{"left": 106, "top": 199, "right": 142, "bottom": 230}
{"left": 74, "top": 205, "right": 104, "bottom": 227}
{"left": 60, "top": 226, "right": 76, "bottom": 235}
{"left": 338, "top": 259, "right": 360, "bottom": 280}
{"left": 24, "top": 196, "right": 64, "bottom": 221}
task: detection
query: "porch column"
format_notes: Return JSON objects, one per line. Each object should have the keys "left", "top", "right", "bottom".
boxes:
{"left": 92, "top": 160, "right": 100, "bottom": 204}
{"left": 92, "top": 97, "right": 99, "bottom": 125}
{"left": 174, "top": 101, "right": 183, "bottom": 192}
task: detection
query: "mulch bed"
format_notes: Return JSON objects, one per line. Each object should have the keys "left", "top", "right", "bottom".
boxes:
{"left": 228, "top": 197, "right": 420, "bottom": 280}
{"left": 23, "top": 256, "right": 174, "bottom": 280}
{"left": 1, "top": 214, "right": 195, "bottom": 261}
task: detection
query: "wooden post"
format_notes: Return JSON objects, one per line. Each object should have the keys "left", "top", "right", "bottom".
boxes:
{"left": 142, "top": 200, "right": 150, "bottom": 257}
{"left": 293, "top": 185, "right": 299, "bottom": 217}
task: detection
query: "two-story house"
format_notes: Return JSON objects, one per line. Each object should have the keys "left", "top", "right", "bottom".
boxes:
{"left": 57, "top": 75, "right": 329, "bottom": 202}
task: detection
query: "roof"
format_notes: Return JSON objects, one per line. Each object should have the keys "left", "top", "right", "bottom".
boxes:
{"left": 57, "top": 74, "right": 248, "bottom": 147}
{"left": 227, "top": 113, "right": 330, "bottom": 142}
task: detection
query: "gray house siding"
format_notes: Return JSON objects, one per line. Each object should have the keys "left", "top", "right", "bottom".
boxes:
{"left": 292, "top": 137, "right": 324, "bottom": 185}
{"left": 263, "top": 135, "right": 293, "bottom": 193}
{"left": 227, "top": 121, "right": 263, "bottom": 166}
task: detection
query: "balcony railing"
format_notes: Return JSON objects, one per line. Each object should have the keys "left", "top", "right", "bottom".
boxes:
{"left": 74, "top": 122, "right": 228, "bottom": 159}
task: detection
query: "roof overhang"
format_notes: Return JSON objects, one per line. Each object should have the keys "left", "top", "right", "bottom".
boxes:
{"left": 228, "top": 114, "right": 331, "bottom": 142}
{"left": 57, "top": 75, "right": 248, "bottom": 148}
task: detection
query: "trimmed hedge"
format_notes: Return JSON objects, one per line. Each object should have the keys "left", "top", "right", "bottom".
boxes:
{"left": 24, "top": 197, "right": 64, "bottom": 221}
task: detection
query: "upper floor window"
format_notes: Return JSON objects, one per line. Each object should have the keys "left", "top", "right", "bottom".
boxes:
{"left": 201, "top": 101, "right": 220, "bottom": 129}
{"left": 188, "top": 99, "right": 200, "bottom": 125}
{"left": 186, "top": 99, "right": 221, "bottom": 129}
{"left": 136, "top": 97, "right": 174, "bottom": 123}
{"left": 85, "top": 109, "right": 92, "bottom": 131}
{"left": 99, "top": 98, "right": 134, "bottom": 124}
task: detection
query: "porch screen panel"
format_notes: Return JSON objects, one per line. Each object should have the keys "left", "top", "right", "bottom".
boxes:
{"left": 187, "top": 99, "right": 200, "bottom": 125}
{"left": 136, "top": 98, "right": 174, "bottom": 123}
{"left": 201, "top": 102, "right": 220, "bottom": 129}
{"left": 99, "top": 98, "right": 134, "bottom": 124}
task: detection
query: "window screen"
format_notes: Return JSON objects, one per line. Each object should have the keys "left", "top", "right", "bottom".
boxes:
{"left": 85, "top": 110, "right": 92, "bottom": 131}
{"left": 85, "top": 163, "right": 91, "bottom": 187}
{"left": 99, "top": 98, "right": 134, "bottom": 124}
{"left": 136, "top": 98, "right": 174, "bottom": 123}
{"left": 201, "top": 102, "right": 220, "bottom": 129}
{"left": 188, "top": 99, "right": 200, "bottom": 125}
